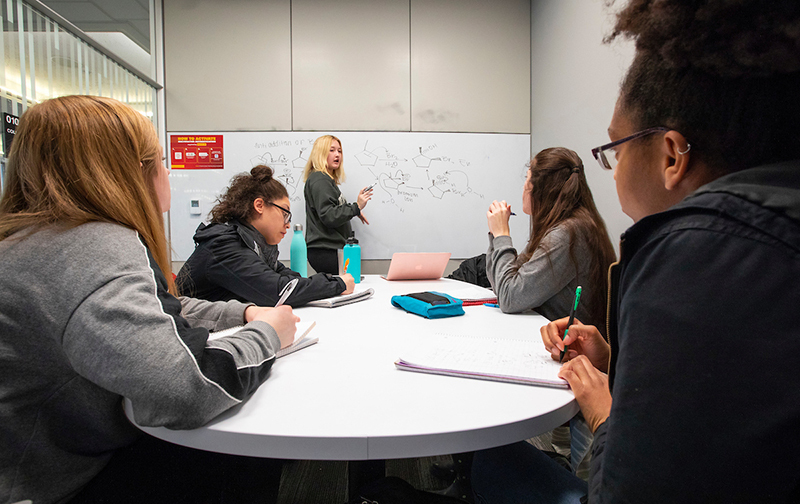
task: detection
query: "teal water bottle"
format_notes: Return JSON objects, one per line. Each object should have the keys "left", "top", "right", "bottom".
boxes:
{"left": 342, "top": 231, "right": 361, "bottom": 284}
{"left": 290, "top": 224, "right": 307, "bottom": 277}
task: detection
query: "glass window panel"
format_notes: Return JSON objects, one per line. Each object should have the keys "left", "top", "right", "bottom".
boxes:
{"left": 1, "top": 0, "right": 158, "bottom": 134}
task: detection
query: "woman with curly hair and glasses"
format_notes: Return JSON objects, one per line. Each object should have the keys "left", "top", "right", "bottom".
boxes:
{"left": 472, "top": 1, "right": 800, "bottom": 502}
{"left": 177, "top": 164, "right": 355, "bottom": 306}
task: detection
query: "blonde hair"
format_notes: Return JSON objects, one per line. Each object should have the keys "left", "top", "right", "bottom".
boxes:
{"left": 0, "top": 95, "right": 175, "bottom": 294}
{"left": 302, "top": 134, "right": 345, "bottom": 184}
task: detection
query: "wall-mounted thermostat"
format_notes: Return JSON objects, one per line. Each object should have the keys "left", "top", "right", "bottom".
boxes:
{"left": 189, "top": 199, "right": 202, "bottom": 215}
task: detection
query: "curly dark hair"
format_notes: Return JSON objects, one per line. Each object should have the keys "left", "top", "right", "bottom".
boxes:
{"left": 208, "top": 165, "right": 288, "bottom": 223}
{"left": 607, "top": 0, "right": 800, "bottom": 173}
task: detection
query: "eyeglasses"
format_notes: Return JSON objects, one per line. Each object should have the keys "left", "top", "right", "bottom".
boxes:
{"left": 591, "top": 127, "right": 670, "bottom": 171}
{"left": 269, "top": 202, "right": 292, "bottom": 224}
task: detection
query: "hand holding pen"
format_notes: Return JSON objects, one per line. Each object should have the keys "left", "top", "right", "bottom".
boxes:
{"left": 560, "top": 286, "right": 582, "bottom": 362}
{"left": 275, "top": 278, "right": 299, "bottom": 307}
{"left": 357, "top": 184, "right": 373, "bottom": 210}
{"left": 486, "top": 200, "right": 513, "bottom": 237}
{"left": 540, "top": 316, "right": 610, "bottom": 373}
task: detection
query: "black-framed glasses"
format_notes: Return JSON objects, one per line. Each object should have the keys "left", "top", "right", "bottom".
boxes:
{"left": 591, "top": 127, "right": 670, "bottom": 171}
{"left": 269, "top": 202, "right": 292, "bottom": 224}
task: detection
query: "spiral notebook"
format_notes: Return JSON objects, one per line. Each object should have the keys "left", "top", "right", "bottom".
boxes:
{"left": 209, "top": 320, "right": 317, "bottom": 358}
{"left": 395, "top": 333, "right": 568, "bottom": 389}
{"left": 305, "top": 288, "right": 374, "bottom": 308}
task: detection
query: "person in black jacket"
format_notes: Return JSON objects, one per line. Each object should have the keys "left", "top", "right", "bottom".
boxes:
{"left": 177, "top": 165, "right": 355, "bottom": 306}
{"left": 471, "top": 1, "right": 800, "bottom": 503}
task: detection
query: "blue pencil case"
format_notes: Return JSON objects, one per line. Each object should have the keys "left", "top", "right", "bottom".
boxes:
{"left": 390, "top": 291, "right": 465, "bottom": 319}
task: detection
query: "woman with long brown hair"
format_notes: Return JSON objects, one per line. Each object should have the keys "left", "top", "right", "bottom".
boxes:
{"left": 478, "top": 147, "right": 616, "bottom": 483}
{"left": 0, "top": 95, "right": 297, "bottom": 503}
{"left": 486, "top": 147, "right": 616, "bottom": 330}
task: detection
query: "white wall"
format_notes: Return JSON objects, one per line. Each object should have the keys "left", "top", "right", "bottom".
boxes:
{"left": 411, "top": 0, "right": 530, "bottom": 133}
{"left": 292, "top": 0, "right": 411, "bottom": 131}
{"left": 163, "top": 0, "right": 292, "bottom": 131}
{"left": 163, "top": 0, "right": 529, "bottom": 134}
{"left": 530, "top": 0, "right": 634, "bottom": 248}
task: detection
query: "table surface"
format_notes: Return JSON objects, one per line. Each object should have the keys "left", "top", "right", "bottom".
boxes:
{"left": 126, "top": 276, "right": 577, "bottom": 461}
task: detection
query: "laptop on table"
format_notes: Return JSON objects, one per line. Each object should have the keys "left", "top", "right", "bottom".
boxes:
{"left": 382, "top": 252, "right": 451, "bottom": 280}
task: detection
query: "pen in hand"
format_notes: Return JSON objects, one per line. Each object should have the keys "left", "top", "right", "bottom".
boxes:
{"left": 275, "top": 278, "right": 299, "bottom": 307}
{"left": 560, "top": 286, "right": 582, "bottom": 363}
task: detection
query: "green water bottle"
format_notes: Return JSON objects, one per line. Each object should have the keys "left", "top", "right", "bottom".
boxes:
{"left": 290, "top": 224, "right": 307, "bottom": 277}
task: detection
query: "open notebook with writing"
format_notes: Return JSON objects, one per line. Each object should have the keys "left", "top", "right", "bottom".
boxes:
{"left": 209, "top": 320, "right": 317, "bottom": 358}
{"left": 395, "top": 333, "right": 568, "bottom": 389}
{"left": 305, "top": 288, "right": 374, "bottom": 308}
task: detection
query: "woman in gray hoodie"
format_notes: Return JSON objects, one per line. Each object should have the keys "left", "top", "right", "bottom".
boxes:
{"left": 0, "top": 95, "right": 298, "bottom": 504}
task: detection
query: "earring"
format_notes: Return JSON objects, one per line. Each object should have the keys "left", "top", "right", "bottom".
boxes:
{"left": 678, "top": 143, "right": 691, "bottom": 155}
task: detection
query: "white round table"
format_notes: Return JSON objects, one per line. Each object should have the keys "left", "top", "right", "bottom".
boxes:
{"left": 126, "top": 276, "right": 577, "bottom": 494}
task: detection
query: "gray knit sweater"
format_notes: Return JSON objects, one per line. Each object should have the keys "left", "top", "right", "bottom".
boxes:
{"left": 485, "top": 225, "right": 595, "bottom": 325}
{"left": 0, "top": 222, "right": 281, "bottom": 504}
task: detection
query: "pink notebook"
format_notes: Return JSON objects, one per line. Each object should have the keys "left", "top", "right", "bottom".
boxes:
{"left": 382, "top": 252, "right": 451, "bottom": 280}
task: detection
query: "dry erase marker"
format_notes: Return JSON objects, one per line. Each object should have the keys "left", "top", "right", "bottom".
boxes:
{"left": 560, "top": 286, "right": 582, "bottom": 363}
{"left": 483, "top": 303, "right": 499, "bottom": 308}
{"left": 276, "top": 278, "right": 299, "bottom": 307}
{"left": 364, "top": 183, "right": 376, "bottom": 192}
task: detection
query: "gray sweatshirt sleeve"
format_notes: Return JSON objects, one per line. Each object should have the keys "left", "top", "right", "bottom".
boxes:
{"left": 179, "top": 296, "right": 250, "bottom": 331}
{"left": 485, "top": 227, "right": 576, "bottom": 314}
{"left": 61, "top": 233, "right": 281, "bottom": 430}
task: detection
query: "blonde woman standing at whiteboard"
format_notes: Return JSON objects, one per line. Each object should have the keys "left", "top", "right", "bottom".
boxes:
{"left": 303, "top": 135, "right": 373, "bottom": 274}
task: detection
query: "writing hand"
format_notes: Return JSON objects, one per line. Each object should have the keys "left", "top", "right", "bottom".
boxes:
{"left": 540, "top": 317, "right": 610, "bottom": 372}
{"left": 339, "top": 273, "right": 355, "bottom": 294}
{"left": 486, "top": 200, "right": 511, "bottom": 237}
{"left": 245, "top": 305, "right": 299, "bottom": 349}
{"left": 558, "top": 355, "right": 611, "bottom": 433}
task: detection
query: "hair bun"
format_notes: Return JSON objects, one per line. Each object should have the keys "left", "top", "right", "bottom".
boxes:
{"left": 610, "top": 0, "right": 800, "bottom": 77}
{"left": 250, "top": 164, "right": 274, "bottom": 183}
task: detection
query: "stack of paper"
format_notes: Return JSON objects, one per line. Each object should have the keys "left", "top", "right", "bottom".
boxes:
{"left": 305, "top": 288, "right": 374, "bottom": 308}
{"left": 442, "top": 284, "right": 498, "bottom": 306}
{"left": 209, "top": 320, "right": 317, "bottom": 358}
{"left": 396, "top": 333, "right": 568, "bottom": 389}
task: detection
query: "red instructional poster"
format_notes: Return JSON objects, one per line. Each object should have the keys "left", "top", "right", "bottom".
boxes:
{"left": 170, "top": 134, "right": 224, "bottom": 169}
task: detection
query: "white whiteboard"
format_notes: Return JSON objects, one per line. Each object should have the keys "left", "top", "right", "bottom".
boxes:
{"left": 168, "top": 132, "right": 531, "bottom": 261}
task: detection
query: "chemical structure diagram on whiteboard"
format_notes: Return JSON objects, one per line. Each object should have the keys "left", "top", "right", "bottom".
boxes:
{"left": 249, "top": 149, "right": 309, "bottom": 202}
{"left": 354, "top": 141, "right": 484, "bottom": 213}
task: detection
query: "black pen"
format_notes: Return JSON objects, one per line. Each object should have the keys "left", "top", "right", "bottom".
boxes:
{"left": 560, "top": 286, "right": 582, "bottom": 363}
